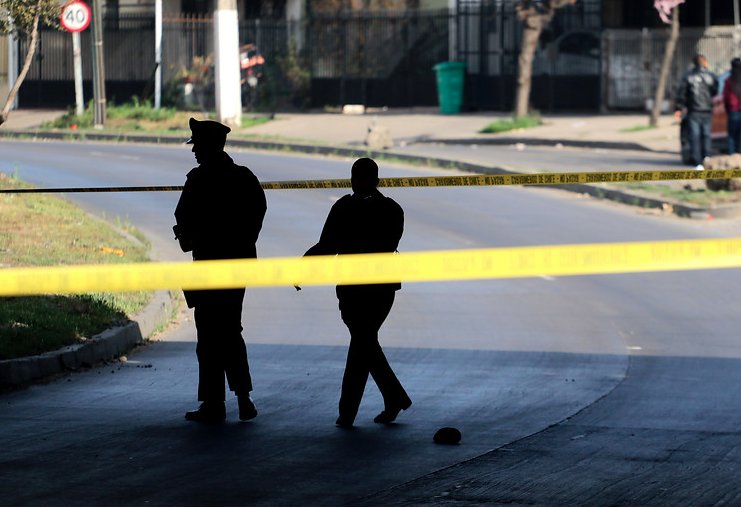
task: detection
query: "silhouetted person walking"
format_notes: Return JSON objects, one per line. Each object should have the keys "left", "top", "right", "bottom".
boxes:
{"left": 174, "top": 118, "right": 267, "bottom": 423}
{"left": 302, "top": 158, "right": 411, "bottom": 427}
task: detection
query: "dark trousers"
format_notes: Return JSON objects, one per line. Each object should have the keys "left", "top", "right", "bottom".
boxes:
{"left": 192, "top": 288, "right": 252, "bottom": 402}
{"left": 728, "top": 111, "right": 741, "bottom": 154}
{"left": 338, "top": 289, "right": 410, "bottom": 420}
{"left": 687, "top": 111, "right": 712, "bottom": 164}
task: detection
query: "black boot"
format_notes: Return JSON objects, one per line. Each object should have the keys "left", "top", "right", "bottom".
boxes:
{"left": 238, "top": 395, "right": 258, "bottom": 421}
{"left": 373, "top": 398, "right": 412, "bottom": 424}
{"left": 185, "top": 401, "right": 226, "bottom": 423}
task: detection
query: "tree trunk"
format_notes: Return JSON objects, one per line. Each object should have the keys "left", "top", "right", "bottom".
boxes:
{"left": 650, "top": 5, "right": 680, "bottom": 128}
{"left": 0, "top": 9, "right": 41, "bottom": 127}
{"left": 515, "top": 14, "right": 546, "bottom": 118}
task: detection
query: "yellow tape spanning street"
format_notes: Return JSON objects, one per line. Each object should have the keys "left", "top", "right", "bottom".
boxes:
{"left": 268, "top": 169, "right": 741, "bottom": 190}
{"left": 1, "top": 238, "right": 740, "bottom": 296}
{"left": 2, "top": 169, "right": 741, "bottom": 193}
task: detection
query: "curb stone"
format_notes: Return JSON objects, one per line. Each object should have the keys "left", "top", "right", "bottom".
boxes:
{"left": 0, "top": 129, "right": 729, "bottom": 219}
{"left": 0, "top": 291, "right": 177, "bottom": 388}
{"left": 412, "top": 136, "right": 670, "bottom": 154}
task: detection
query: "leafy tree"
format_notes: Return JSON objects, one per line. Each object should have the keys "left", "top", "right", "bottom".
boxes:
{"left": 514, "top": 0, "right": 576, "bottom": 118}
{"left": 0, "top": 0, "right": 60, "bottom": 126}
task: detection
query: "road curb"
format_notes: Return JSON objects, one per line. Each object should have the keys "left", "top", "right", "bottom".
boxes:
{"left": 0, "top": 291, "right": 177, "bottom": 388}
{"left": 0, "top": 128, "right": 724, "bottom": 219}
{"left": 412, "top": 136, "right": 675, "bottom": 154}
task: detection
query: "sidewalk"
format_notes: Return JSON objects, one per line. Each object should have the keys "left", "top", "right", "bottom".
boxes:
{"left": 242, "top": 109, "right": 682, "bottom": 153}
{"left": 1, "top": 108, "right": 681, "bottom": 153}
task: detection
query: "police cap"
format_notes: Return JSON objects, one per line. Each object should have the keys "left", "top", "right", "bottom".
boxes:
{"left": 186, "top": 117, "right": 231, "bottom": 146}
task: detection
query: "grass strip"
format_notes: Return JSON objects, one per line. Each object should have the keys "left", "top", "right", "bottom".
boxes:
{"left": 479, "top": 115, "right": 542, "bottom": 134}
{"left": 0, "top": 172, "right": 152, "bottom": 360}
{"left": 43, "top": 100, "right": 270, "bottom": 134}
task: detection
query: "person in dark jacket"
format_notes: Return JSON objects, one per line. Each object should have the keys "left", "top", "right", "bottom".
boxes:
{"left": 676, "top": 54, "right": 719, "bottom": 168}
{"left": 723, "top": 58, "right": 741, "bottom": 154}
{"left": 301, "top": 158, "right": 411, "bottom": 428}
{"left": 174, "top": 117, "right": 267, "bottom": 423}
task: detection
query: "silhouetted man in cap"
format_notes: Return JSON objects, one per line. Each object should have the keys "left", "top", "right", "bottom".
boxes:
{"left": 301, "top": 158, "right": 411, "bottom": 427}
{"left": 174, "top": 117, "right": 267, "bottom": 423}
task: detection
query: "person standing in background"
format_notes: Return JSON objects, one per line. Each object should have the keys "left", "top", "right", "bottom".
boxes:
{"left": 723, "top": 58, "right": 741, "bottom": 155}
{"left": 676, "top": 54, "right": 718, "bottom": 169}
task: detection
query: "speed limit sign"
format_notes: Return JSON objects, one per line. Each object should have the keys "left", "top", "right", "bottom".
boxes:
{"left": 60, "top": 1, "right": 91, "bottom": 33}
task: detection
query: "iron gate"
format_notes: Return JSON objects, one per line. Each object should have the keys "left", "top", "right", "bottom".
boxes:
{"left": 456, "top": 0, "right": 602, "bottom": 112}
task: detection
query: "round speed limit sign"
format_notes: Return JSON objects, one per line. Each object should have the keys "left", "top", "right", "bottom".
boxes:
{"left": 60, "top": 1, "right": 91, "bottom": 33}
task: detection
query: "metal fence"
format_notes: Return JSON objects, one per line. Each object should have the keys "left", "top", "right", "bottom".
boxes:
{"left": 604, "top": 27, "right": 740, "bottom": 110}
{"left": 17, "top": 10, "right": 451, "bottom": 110}
{"left": 13, "top": 3, "right": 740, "bottom": 112}
{"left": 458, "top": 0, "right": 603, "bottom": 111}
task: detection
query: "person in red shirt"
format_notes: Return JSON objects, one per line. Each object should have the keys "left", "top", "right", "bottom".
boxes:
{"left": 723, "top": 58, "right": 741, "bottom": 154}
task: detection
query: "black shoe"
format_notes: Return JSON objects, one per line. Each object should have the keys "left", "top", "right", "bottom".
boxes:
{"left": 335, "top": 415, "right": 354, "bottom": 428}
{"left": 185, "top": 402, "right": 226, "bottom": 423}
{"left": 238, "top": 395, "right": 258, "bottom": 421}
{"left": 373, "top": 399, "right": 412, "bottom": 424}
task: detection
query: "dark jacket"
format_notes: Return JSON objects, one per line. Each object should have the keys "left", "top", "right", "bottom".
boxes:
{"left": 174, "top": 152, "right": 267, "bottom": 261}
{"left": 676, "top": 65, "right": 718, "bottom": 114}
{"left": 305, "top": 189, "right": 403, "bottom": 297}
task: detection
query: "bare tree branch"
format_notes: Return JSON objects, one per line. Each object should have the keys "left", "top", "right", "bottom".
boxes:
{"left": 649, "top": 4, "right": 681, "bottom": 127}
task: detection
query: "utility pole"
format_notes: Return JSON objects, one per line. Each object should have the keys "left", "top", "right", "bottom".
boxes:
{"left": 154, "top": 0, "right": 162, "bottom": 109}
{"left": 214, "top": 0, "right": 241, "bottom": 127}
{"left": 91, "top": 0, "right": 106, "bottom": 127}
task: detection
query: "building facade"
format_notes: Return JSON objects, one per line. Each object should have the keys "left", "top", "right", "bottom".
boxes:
{"left": 5, "top": 0, "right": 741, "bottom": 112}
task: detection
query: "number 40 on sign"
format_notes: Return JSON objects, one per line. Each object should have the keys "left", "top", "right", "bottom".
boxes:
{"left": 60, "top": 0, "right": 91, "bottom": 33}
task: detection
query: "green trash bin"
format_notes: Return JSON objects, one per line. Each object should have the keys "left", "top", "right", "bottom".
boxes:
{"left": 433, "top": 61, "right": 466, "bottom": 114}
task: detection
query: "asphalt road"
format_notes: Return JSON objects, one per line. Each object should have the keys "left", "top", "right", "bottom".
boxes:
{"left": 396, "top": 140, "right": 690, "bottom": 174}
{"left": 2, "top": 140, "right": 741, "bottom": 506}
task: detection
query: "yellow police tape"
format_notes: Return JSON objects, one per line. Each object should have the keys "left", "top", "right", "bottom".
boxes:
{"left": 2, "top": 169, "right": 741, "bottom": 193}
{"left": 1, "top": 238, "right": 740, "bottom": 296}
{"left": 268, "top": 169, "right": 741, "bottom": 190}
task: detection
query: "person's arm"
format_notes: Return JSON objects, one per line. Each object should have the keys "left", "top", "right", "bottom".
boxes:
{"left": 710, "top": 73, "right": 719, "bottom": 97}
{"left": 247, "top": 174, "right": 267, "bottom": 245}
{"left": 388, "top": 203, "right": 404, "bottom": 252}
{"left": 296, "top": 200, "right": 344, "bottom": 291}
{"left": 723, "top": 79, "right": 733, "bottom": 111}
{"left": 675, "top": 74, "right": 687, "bottom": 111}
{"left": 174, "top": 173, "right": 197, "bottom": 252}
{"left": 304, "top": 200, "right": 343, "bottom": 257}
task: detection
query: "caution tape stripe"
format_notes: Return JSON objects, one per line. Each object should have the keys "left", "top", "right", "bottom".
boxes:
{"left": 1, "top": 238, "right": 740, "bottom": 296}
{"left": 2, "top": 169, "right": 741, "bottom": 193}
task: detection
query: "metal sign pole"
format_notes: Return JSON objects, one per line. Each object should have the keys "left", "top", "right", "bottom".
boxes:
{"left": 154, "top": 0, "right": 162, "bottom": 109}
{"left": 72, "top": 31, "right": 84, "bottom": 115}
{"left": 90, "top": 0, "right": 106, "bottom": 127}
